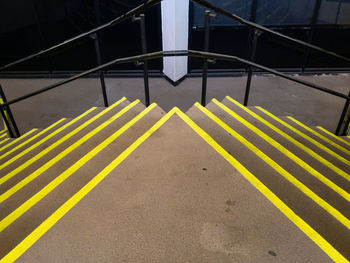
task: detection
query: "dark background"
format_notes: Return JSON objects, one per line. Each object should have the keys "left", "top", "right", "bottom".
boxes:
{"left": 0, "top": 0, "right": 350, "bottom": 74}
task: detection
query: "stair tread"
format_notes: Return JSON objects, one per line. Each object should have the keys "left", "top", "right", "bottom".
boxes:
{"left": 223, "top": 98, "right": 350, "bottom": 190}
{"left": 0, "top": 129, "right": 42, "bottom": 156}
{"left": 0, "top": 118, "right": 73, "bottom": 165}
{"left": 249, "top": 108, "right": 350, "bottom": 173}
{"left": 0, "top": 101, "right": 131, "bottom": 193}
{"left": 313, "top": 126, "right": 350, "bottom": 149}
{"left": 0, "top": 104, "right": 165, "bottom": 259}
{"left": 5, "top": 113, "right": 332, "bottom": 263}
{"left": 282, "top": 117, "right": 350, "bottom": 158}
{"left": 187, "top": 102, "right": 350, "bottom": 260}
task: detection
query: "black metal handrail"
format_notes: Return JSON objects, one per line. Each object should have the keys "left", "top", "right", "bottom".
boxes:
{"left": 1, "top": 50, "right": 349, "bottom": 133}
{"left": 0, "top": 0, "right": 349, "bottom": 137}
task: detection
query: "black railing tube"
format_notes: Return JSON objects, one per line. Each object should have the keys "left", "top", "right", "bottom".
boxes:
{"left": 336, "top": 91, "right": 350, "bottom": 135}
{"left": 191, "top": 0, "right": 350, "bottom": 64}
{"left": 244, "top": 29, "right": 259, "bottom": 106}
{"left": 0, "top": 108, "right": 13, "bottom": 138}
{"left": 0, "top": 85, "right": 20, "bottom": 137}
{"left": 138, "top": 14, "right": 151, "bottom": 107}
{"left": 0, "top": 0, "right": 162, "bottom": 73}
{"left": 93, "top": 33, "right": 109, "bottom": 107}
{"left": 201, "top": 10, "right": 211, "bottom": 106}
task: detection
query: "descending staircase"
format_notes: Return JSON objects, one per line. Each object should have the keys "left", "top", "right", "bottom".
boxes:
{"left": 0, "top": 97, "right": 349, "bottom": 262}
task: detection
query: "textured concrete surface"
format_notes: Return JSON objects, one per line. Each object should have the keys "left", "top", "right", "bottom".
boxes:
{"left": 16, "top": 115, "right": 331, "bottom": 262}
{"left": 0, "top": 74, "right": 349, "bottom": 134}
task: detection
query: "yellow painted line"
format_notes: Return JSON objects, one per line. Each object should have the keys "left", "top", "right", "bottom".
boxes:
{"left": 196, "top": 102, "right": 350, "bottom": 230}
{"left": 0, "top": 133, "right": 6, "bottom": 139}
{"left": 0, "top": 97, "right": 126, "bottom": 186}
{"left": 316, "top": 126, "right": 350, "bottom": 148}
{"left": 1, "top": 108, "right": 347, "bottom": 263}
{"left": 287, "top": 117, "right": 350, "bottom": 156}
{"left": 225, "top": 96, "right": 350, "bottom": 183}
{"left": 0, "top": 139, "right": 9, "bottom": 146}
{"left": 215, "top": 98, "right": 350, "bottom": 202}
{"left": 0, "top": 105, "right": 173, "bottom": 263}
{"left": 0, "top": 97, "right": 125, "bottom": 173}
{"left": 0, "top": 102, "right": 156, "bottom": 233}
{"left": 0, "top": 107, "right": 98, "bottom": 171}
{"left": 0, "top": 129, "right": 37, "bottom": 153}
{"left": 0, "top": 119, "right": 67, "bottom": 161}
{"left": 0, "top": 130, "right": 6, "bottom": 135}
{"left": 261, "top": 110, "right": 350, "bottom": 166}
{"left": 0, "top": 100, "right": 138, "bottom": 203}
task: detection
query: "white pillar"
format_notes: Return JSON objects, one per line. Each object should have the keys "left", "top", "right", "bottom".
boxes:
{"left": 161, "top": 0, "right": 189, "bottom": 83}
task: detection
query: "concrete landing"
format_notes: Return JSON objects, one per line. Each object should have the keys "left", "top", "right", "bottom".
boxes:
{"left": 16, "top": 115, "right": 331, "bottom": 262}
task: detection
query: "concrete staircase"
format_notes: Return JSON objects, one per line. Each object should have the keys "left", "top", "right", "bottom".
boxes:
{"left": 0, "top": 96, "right": 349, "bottom": 262}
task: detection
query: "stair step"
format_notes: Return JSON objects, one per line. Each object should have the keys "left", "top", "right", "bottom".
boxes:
{"left": 2, "top": 111, "right": 333, "bottom": 263}
{"left": 0, "top": 104, "right": 165, "bottom": 259}
{"left": 248, "top": 107, "right": 350, "bottom": 172}
{"left": 0, "top": 138, "right": 12, "bottom": 147}
{"left": 313, "top": 126, "right": 350, "bottom": 149}
{"left": 0, "top": 129, "right": 41, "bottom": 156}
{"left": 283, "top": 117, "right": 350, "bottom": 158}
{"left": 187, "top": 101, "right": 350, "bottom": 260}
{"left": 0, "top": 106, "right": 103, "bottom": 177}
{"left": 0, "top": 118, "right": 72, "bottom": 165}
{"left": 223, "top": 97, "right": 350, "bottom": 191}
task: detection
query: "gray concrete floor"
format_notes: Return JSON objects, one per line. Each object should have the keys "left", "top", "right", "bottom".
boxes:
{"left": 0, "top": 73, "right": 349, "bottom": 134}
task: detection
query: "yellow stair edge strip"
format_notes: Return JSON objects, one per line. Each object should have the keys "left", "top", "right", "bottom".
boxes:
{"left": 196, "top": 102, "right": 350, "bottom": 230}
{"left": 0, "top": 102, "right": 155, "bottom": 234}
{"left": 0, "top": 134, "right": 7, "bottom": 139}
{"left": 0, "top": 96, "right": 126, "bottom": 177}
{"left": 219, "top": 98, "right": 350, "bottom": 200}
{"left": 0, "top": 118, "right": 67, "bottom": 161}
{"left": 259, "top": 109, "right": 350, "bottom": 166}
{"left": 0, "top": 107, "right": 98, "bottom": 171}
{"left": 0, "top": 129, "right": 38, "bottom": 153}
{"left": 0, "top": 99, "right": 134, "bottom": 199}
{"left": 0, "top": 130, "right": 6, "bottom": 135}
{"left": 286, "top": 117, "right": 350, "bottom": 155}
{"left": 1, "top": 107, "right": 347, "bottom": 263}
{"left": 316, "top": 126, "right": 350, "bottom": 148}
{"left": 0, "top": 139, "right": 10, "bottom": 146}
{"left": 225, "top": 96, "right": 350, "bottom": 183}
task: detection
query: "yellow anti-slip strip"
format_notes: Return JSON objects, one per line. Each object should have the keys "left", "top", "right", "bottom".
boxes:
{"left": 0, "top": 97, "right": 125, "bottom": 180}
{"left": 1, "top": 107, "right": 347, "bottom": 263}
{"left": 216, "top": 98, "right": 350, "bottom": 202}
{"left": 0, "top": 129, "right": 37, "bottom": 153}
{"left": 225, "top": 96, "right": 350, "bottom": 183}
{"left": 0, "top": 130, "right": 6, "bottom": 135}
{"left": 196, "top": 103, "right": 350, "bottom": 230}
{"left": 0, "top": 133, "right": 7, "bottom": 139}
{"left": 261, "top": 110, "right": 350, "bottom": 166}
{"left": 0, "top": 118, "right": 67, "bottom": 161}
{"left": 286, "top": 117, "right": 350, "bottom": 156}
{"left": 0, "top": 139, "right": 10, "bottom": 146}
{"left": 0, "top": 102, "right": 155, "bottom": 233}
{"left": 316, "top": 126, "right": 350, "bottom": 148}
{"left": 0, "top": 106, "right": 98, "bottom": 170}
{"left": 0, "top": 98, "right": 134, "bottom": 199}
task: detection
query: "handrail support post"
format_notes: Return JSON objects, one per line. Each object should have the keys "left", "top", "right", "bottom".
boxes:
{"left": 244, "top": 28, "right": 260, "bottom": 106}
{"left": 134, "top": 14, "right": 151, "bottom": 107}
{"left": 201, "top": 10, "right": 217, "bottom": 106}
{"left": 336, "top": 91, "right": 350, "bottom": 135}
{"left": 0, "top": 84, "right": 20, "bottom": 138}
{"left": 92, "top": 33, "right": 109, "bottom": 107}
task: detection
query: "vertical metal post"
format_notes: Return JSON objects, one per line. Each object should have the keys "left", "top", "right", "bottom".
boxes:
{"left": 201, "top": 10, "right": 211, "bottom": 106}
{"left": 342, "top": 112, "right": 350, "bottom": 136}
{"left": 302, "top": 0, "right": 321, "bottom": 72}
{"left": 139, "top": 14, "right": 150, "bottom": 107}
{"left": 335, "top": 91, "right": 350, "bottom": 135}
{"left": 0, "top": 85, "right": 20, "bottom": 137}
{"left": 243, "top": 29, "right": 259, "bottom": 106}
{"left": 93, "top": 33, "right": 109, "bottom": 107}
{"left": 0, "top": 107, "right": 14, "bottom": 138}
